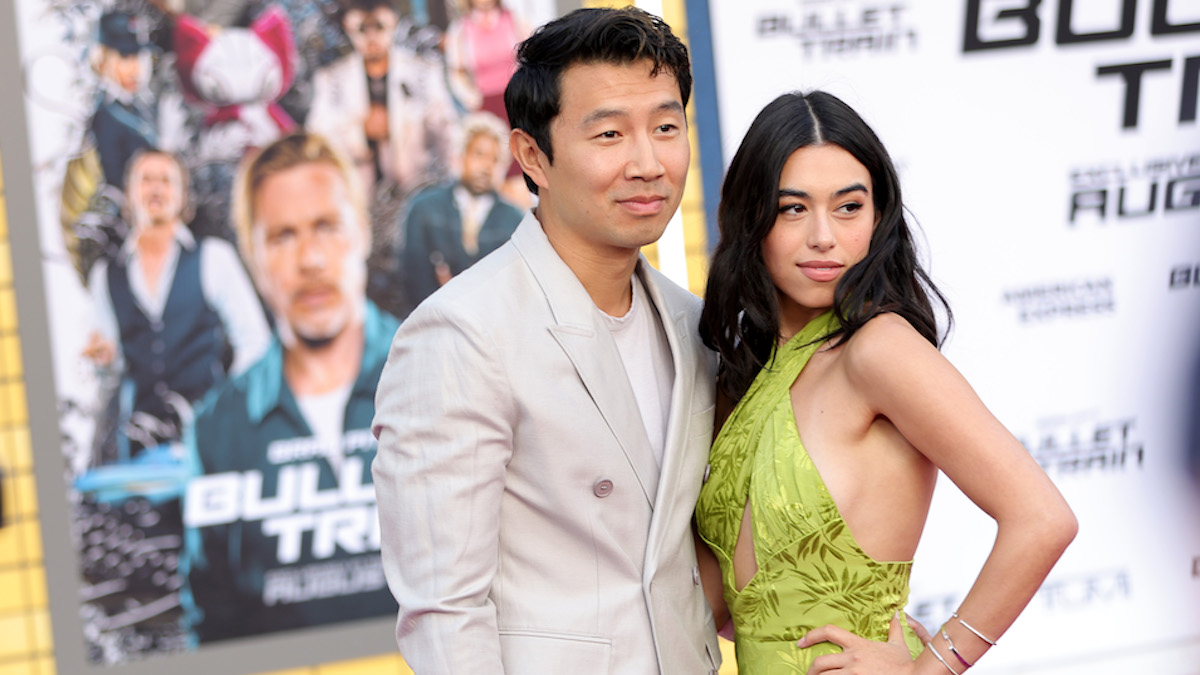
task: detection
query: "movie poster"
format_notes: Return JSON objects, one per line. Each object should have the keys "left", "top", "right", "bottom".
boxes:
{"left": 13, "top": 0, "right": 563, "bottom": 664}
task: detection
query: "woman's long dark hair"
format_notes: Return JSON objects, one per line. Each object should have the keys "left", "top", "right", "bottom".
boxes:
{"left": 699, "top": 90, "right": 952, "bottom": 403}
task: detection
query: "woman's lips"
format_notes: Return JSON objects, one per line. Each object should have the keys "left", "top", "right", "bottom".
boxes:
{"left": 798, "top": 261, "right": 842, "bottom": 282}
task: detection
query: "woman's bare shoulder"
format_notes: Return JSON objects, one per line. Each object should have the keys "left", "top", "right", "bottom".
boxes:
{"left": 839, "top": 313, "right": 946, "bottom": 390}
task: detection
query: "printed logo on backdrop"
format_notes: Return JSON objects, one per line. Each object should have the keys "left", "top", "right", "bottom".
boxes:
{"left": 1002, "top": 278, "right": 1114, "bottom": 322}
{"left": 1037, "top": 568, "right": 1133, "bottom": 611}
{"left": 1069, "top": 152, "right": 1200, "bottom": 224}
{"left": 757, "top": 1, "right": 919, "bottom": 58}
{"left": 1169, "top": 262, "right": 1200, "bottom": 290}
{"left": 908, "top": 569, "right": 1133, "bottom": 623}
{"left": 962, "top": 0, "right": 1200, "bottom": 129}
{"left": 907, "top": 593, "right": 961, "bottom": 629}
{"left": 1018, "top": 414, "right": 1145, "bottom": 476}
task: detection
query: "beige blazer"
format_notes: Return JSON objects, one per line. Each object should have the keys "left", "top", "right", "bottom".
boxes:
{"left": 372, "top": 214, "right": 720, "bottom": 674}
{"left": 307, "top": 47, "right": 456, "bottom": 196}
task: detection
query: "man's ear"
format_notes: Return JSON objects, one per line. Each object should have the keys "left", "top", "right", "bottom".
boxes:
{"left": 509, "top": 128, "right": 549, "bottom": 192}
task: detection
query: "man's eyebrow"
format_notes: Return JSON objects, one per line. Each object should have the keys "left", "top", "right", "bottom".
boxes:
{"left": 580, "top": 100, "right": 685, "bottom": 127}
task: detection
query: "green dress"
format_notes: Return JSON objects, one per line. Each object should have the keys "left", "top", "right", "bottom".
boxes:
{"left": 696, "top": 311, "right": 923, "bottom": 673}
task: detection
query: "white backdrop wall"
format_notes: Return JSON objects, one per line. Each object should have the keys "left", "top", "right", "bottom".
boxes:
{"left": 701, "top": 1, "right": 1200, "bottom": 673}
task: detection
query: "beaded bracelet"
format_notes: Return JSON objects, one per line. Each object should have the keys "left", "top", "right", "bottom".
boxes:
{"left": 952, "top": 611, "right": 998, "bottom": 646}
{"left": 941, "top": 626, "right": 974, "bottom": 668}
{"left": 927, "top": 641, "right": 962, "bottom": 675}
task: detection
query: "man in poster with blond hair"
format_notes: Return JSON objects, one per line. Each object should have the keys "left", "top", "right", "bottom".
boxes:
{"left": 181, "top": 132, "right": 399, "bottom": 643}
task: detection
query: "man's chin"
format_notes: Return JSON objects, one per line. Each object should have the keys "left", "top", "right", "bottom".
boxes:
{"left": 296, "top": 333, "right": 339, "bottom": 350}
{"left": 279, "top": 319, "right": 346, "bottom": 351}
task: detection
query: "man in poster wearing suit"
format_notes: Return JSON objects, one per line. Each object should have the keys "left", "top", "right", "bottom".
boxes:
{"left": 182, "top": 132, "right": 399, "bottom": 643}
{"left": 307, "top": 0, "right": 457, "bottom": 198}
{"left": 400, "top": 111, "right": 523, "bottom": 311}
{"left": 372, "top": 7, "right": 721, "bottom": 674}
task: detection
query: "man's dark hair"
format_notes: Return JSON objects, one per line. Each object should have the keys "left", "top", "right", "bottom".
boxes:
{"left": 337, "top": 0, "right": 411, "bottom": 22}
{"left": 504, "top": 6, "right": 692, "bottom": 195}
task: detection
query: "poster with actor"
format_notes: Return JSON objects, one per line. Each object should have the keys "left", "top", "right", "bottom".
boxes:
{"left": 10, "top": 0, "right": 566, "bottom": 665}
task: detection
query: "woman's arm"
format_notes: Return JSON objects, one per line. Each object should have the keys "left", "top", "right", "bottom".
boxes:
{"left": 807, "top": 314, "right": 1077, "bottom": 674}
{"left": 694, "top": 524, "right": 730, "bottom": 631}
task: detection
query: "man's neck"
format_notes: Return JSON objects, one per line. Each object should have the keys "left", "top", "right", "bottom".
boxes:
{"left": 537, "top": 210, "right": 639, "bottom": 316}
{"left": 133, "top": 221, "right": 181, "bottom": 295}
{"left": 136, "top": 219, "right": 178, "bottom": 251}
{"left": 283, "top": 320, "right": 365, "bottom": 397}
{"left": 363, "top": 53, "right": 389, "bottom": 79}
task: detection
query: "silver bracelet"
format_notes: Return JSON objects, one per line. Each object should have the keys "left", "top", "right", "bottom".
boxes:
{"left": 952, "top": 612, "right": 999, "bottom": 646}
{"left": 942, "top": 626, "right": 974, "bottom": 668}
{"left": 927, "top": 641, "right": 962, "bottom": 675}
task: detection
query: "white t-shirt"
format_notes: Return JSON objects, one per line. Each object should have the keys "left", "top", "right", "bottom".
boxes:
{"left": 295, "top": 382, "right": 354, "bottom": 471}
{"left": 598, "top": 276, "right": 675, "bottom": 467}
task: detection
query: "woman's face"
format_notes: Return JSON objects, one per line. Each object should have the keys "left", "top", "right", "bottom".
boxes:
{"left": 761, "top": 143, "right": 876, "bottom": 339}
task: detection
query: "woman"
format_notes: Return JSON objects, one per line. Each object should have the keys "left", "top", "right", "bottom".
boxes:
{"left": 444, "top": 0, "right": 529, "bottom": 120}
{"left": 695, "top": 91, "right": 1077, "bottom": 674}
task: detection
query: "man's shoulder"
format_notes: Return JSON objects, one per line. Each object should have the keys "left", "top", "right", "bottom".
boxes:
{"left": 491, "top": 198, "right": 525, "bottom": 223}
{"left": 403, "top": 241, "right": 530, "bottom": 327}
{"left": 194, "top": 369, "right": 252, "bottom": 426}
{"left": 408, "top": 182, "right": 455, "bottom": 208}
{"left": 194, "top": 346, "right": 275, "bottom": 430}
{"left": 196, "top": 235, "right": 239, "bottom": 262}
{"left": 315, "top": 51, "right": 359, "bottom": 77}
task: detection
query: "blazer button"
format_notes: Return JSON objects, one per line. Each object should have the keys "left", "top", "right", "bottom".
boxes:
{"left": 692, "top": 565, "right": 701, "bottom": 586}
{"left": 703, "top": 464, "right": 711, "bottom": 483}
{"left": 593, "top": 479, "right": 613, "bottom": 498}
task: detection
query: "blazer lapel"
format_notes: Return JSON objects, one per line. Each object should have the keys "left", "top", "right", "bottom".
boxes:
{"left": 637, "top": 262, "right": 710, "bottom": 571}
{"left": 511, "top": 217, "right": 661, "bottom": 507}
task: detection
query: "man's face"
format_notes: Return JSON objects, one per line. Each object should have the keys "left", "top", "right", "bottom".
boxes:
{"left": 527, "top": 60, "right": 689, "bottom": 259}
{"left": 343, "top": 7, "right": 398, "bottom": 63}
{"left": 461, "top": 132, "right": 501, "bottom": 196}
{"left": 129, "top": 153, "right": 183, "bottom": 228}
{"left": 251, "top": 162, "right": 368, "bottom": 347}
{"left": 102, "top": 50, "right": 143, "bottom": 93}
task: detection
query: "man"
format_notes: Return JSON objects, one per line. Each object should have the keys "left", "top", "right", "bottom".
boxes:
{"left": 401, "top": 111, "right": 523, "bottom": 311}
{"left": 181, "top": 133, "right": 400, "bottom": 643}
{"left": 84, "top": 149, "right": 269, "bottom": 454}
{"left": 372, "top": 8, "right": 721, "bottom": 673}
{"left": 77, "top": 148, "right": 269, "bottom": 655}
{"left": 307, "top": 0, "right": 457, "bottom": 198}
